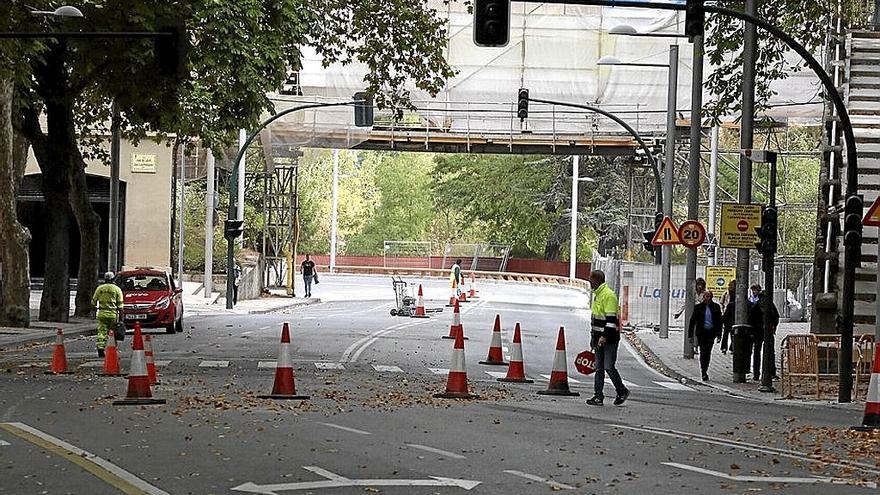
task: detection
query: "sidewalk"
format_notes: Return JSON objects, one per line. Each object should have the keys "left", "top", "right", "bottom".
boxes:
{"left": 182, "top": 282, "right": 320, "bottom": 315}
{"left": 0, "top": 318, "right": 95, "bottom": 349}
{"left": 627, "top": 322, "right": 863, "bottom": 410}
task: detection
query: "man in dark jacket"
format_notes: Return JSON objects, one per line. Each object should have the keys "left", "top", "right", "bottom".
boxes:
{"left": 688, "top": 291, "right": 723, "bottom": 381}
{"left": 747, "top": 291, "right": 780, "bottom": 381}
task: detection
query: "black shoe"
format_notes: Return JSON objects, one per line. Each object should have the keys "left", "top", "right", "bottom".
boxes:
{"left": 586, "top": 396, "right": 604, "bottom": 406}
{"left": 702, "top": 374, "right": 709, "bottom": 382}
{"left": 97, "top": 348, "right": 105, "bottom": 358}
{"left": 613, "top": 389, "right": 630, "bottom": 406}
{"left": 753, "top": 375, "right": 761, "bottom": 382}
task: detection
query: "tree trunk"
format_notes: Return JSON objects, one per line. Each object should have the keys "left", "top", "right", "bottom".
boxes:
{"left": 543, "top": 214, "right": 569, "bottom": 261}
{"left": 70, "top": 156, "right": 101, "bottom": 317}
{"left": 0, "top": 77, "right": 31, "bottom": 327}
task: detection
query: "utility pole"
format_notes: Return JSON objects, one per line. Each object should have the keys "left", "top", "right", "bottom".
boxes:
{"left": 733, "top": 0, "right": 759, "bottom": 384}
{"left": 237, "top": 129, "right": 246, "bottom": 249}
{"left": 569, "top": 155, "right": 580, "bottom": 280}
{"left": 108, "top": 102, "right": 121, "bottom": 273}
{"left": 176, "top": 143, "right": 186, "bottom": 288}
{"left": 660, "top": 44, "right": 678, "bottom": 339}
{"left": 683, "top": 34, "right": 703, "bottom": 359}
{"left": 330, "top": 150, "right": 339, "bottom": 273}
{"left": 204, "top": 149, "right": 215, "bottom": 298}
{"left": 707, "top": 126, "right": 720, "bottom": 266}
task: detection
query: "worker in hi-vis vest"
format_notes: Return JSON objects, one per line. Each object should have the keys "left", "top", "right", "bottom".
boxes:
{"left": 91, "top": 272, "right": 124, "bottom": 358}
{"left": 449, "top": 259, "right": 464, "bottom": 296}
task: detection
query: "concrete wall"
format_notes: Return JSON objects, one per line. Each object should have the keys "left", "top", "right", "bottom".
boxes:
{"left": 25, "top": 137, "right": 174, "bottom": 269}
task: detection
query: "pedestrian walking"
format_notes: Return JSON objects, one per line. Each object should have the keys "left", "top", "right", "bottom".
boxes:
{"left": 586, "top": 270, "right": 629, "bottom": 406}
{"left": 91, "top": 272, "right": 124, "bottom": 358}
{"left": 449, "top": 259, "right": 464, "bottom": 297}
{"left": 688, "top": 291, "right": 723, "bottom": 381}
{"left": 720, "top": 280, "right": 736, "bottom": 354}
{"left": 674, "top": 277, "right": 706, "bottom": 319}
{"left": 747, "top": 290, "right": 779, "bottom": 381}
{"left": 232, "top": 263, "right": 242, "bottom": 305}
{"left": 748, "top": 283, "right": 761, "bottom": 304}
{"left": 301, "top": 254, "right": 317, "bottom": 298}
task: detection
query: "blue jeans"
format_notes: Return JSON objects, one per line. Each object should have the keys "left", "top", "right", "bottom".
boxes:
{"left": 593, "top": 338, "right": 627, "bottom": 399}
{"left": 303, "top": 275, "right": 313, "bottom": 296}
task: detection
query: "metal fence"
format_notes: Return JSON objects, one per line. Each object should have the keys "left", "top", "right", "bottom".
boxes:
{"left": 441, "top": 243, "right": 511, "bottom": 273}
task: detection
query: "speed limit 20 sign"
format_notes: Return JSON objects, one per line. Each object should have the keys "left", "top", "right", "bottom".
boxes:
{"left": 678, "top": 220, "right": 707, "bottom": 249}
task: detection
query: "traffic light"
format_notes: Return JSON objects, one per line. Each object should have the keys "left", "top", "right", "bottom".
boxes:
{"left": 474, "top": 0, "right": 511, "bottom": 47}
{"left": 761, "top": 206, "right": 778, "bottom": 254}
{"left": 843, "top": 194, "right": 864, "bottom": 258}
{"left": 517, "top": 88, "right": 529, "bottom": 120}
{"left": 155, "top": 20, "right": 189, "bottom": 79}
{"left": 224, "top": 219, "right": 244, "bottom": 240}
{"left": 642, "top": 213, "right": 663, "bottom": 263}
{"left": 685, "top": 0, "right": 705, "bottom": 39}
{"left": 353, "top": 92, "right": 374, "bottom": 127}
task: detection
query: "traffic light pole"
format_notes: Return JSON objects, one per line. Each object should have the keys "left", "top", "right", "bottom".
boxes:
{"left": 683, "top": 33, "right": 703, "bottom": 360}
{"left": 224, "top": 100, "right": 362, "bottom": 309}
{"left": 759, "top": 153, "right": 778, "bottom": 393}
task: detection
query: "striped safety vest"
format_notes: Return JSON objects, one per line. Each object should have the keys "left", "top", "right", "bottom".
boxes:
{"left": 590, "top": 283, "right": 620, "bottom": 342}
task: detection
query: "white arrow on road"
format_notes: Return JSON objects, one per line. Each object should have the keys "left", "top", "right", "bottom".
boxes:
{"left": 231, "top": 466, "right": 481, "bottom": 494}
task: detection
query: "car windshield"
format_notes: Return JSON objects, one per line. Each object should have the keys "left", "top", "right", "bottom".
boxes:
{"left": 118, "top": 274, "right": 169, "bottom": 292}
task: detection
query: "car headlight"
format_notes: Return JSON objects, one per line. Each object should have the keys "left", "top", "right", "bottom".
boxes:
{"left": 154, "top": 297, "right": 170, "bottom": 310}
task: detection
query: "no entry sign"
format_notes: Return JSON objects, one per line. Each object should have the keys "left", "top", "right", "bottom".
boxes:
{"left": 719, "top": 203, "right": 762, "bottom": 249}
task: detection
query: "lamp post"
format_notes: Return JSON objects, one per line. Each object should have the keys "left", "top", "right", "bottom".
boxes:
{"left": 569, "top": 155, "right": 595, "bottom": 281}
{"left": 598, "top": 44, "right": 679, "bottom": 339}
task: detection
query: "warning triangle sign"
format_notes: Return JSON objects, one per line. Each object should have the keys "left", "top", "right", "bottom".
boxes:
{"left": 864, "top": 197, "right": 880, "bottom": 227}
{"left": 652, "top": 216, "right": 681, "bottom": 246}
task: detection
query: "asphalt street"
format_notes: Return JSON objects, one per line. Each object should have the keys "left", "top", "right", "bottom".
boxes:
{"left": 0, "top": 275, "right": 876, "bottom": 494}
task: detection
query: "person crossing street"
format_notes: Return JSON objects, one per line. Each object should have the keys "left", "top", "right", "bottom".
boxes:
{"left": 586, "top": 270, "right": 629, "bottom": 406}
{"left": 688, "top": 291, "right": 723, "bottom": 381}
{"left": 91, "top": 272, "right": 124, "bottom": 358}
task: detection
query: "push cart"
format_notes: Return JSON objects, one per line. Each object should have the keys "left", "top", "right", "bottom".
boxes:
{"left": 390, "top": 277, "right": 443, "bottom": 317}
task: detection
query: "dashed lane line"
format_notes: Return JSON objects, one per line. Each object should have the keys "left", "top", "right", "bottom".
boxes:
{"left": 428, "top": 368, "right": 450, "bottom": 375}
{"left": 198, "top": 360, "right": 230, "bottom": 368}
{"left": 483, "top": 370, "right": 508, "bottom": 379}
{"left": 503, "top": 470, "right": 575, "bottom": 490}
{"left": 257, "top": 361, "right": 277, "bottom": 369}
{"left": 0, "top": 422, "right": 170, "bottom": 495}
{"left": 540, "top": 374, "right": 582, "bottom": 384}
{"left": 405, "top": 443, "right": 466, "bottom": 459}
{"left": 317, "top": 422, "right": 372, "bottom": 436}
{"left": 315, "top": 362, "right": 345, "bottom": 370}
{"left": 372, "top": 365, "right": 404, "bottom": 372}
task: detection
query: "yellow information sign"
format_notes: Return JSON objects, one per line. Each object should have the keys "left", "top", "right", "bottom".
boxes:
{"left": 706, "top": 266, "right": 737, "bottom": 295}
{"left": 720, "top": 203, "right": 762, "bottom": 249}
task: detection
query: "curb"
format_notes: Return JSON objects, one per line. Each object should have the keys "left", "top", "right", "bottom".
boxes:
{"left": 0, "top": 322, "right": 95, "bottom": 349}
{"left": 245, "top": 298, "right": 322, "bottom": 315}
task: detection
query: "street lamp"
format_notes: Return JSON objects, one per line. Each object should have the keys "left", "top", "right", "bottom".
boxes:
{"left": 29, "top": 6, "right": 85, "bottom": 17}
{"left": 599, "top": 45, "right": 679, "bottom": 341}
{"left": 569, "top": 163, "right": 595, "bottom": 281}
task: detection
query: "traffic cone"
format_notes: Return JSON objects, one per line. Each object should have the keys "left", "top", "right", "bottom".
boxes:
{"left": 443, "top": 299, "right": 467, "bottom": 340}
{"left": 498, "top": 322, "right": 533, "bottom": 383}
{"left": 411, "top": 284, "right": 429, "bottom": 319}
{"left": 468, "top": 272, "right": 479, "bottom": 298}
{"left": 458, "top": 290, "right": 469, "bottom": 303}
{"left": 100, "top": 327, "right": 122, "bottom": 377}
{"left": 479, "top": 314, "right": 508, "bottom": 366}
{"left": 45, "top": 328, "right": 73, "bottom": 375}
{"left": 853, "top": 343, "right": 880, "bottom": 431}
{"left": 537, "top": 327, "right": 580, "bottom": 397}
{"left": 258, "top": 322, "right": 309, "bottom": 400}
{"left": 446, "top": 279, "right": 458, "bottom": 307}
{"left": 113, "top": 323, "right": 165, "bottom": 405}
{"left": 144, "top": 335, "right": 159, "bottom": 385}
{"left": 433, "top": 324, "right": 478, "bottom": 399}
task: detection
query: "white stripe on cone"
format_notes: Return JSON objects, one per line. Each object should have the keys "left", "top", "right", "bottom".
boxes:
{"left": 451, "top": 347, "right": 466, "bottom": 372}
{"left": 510, "top": 340, "right": 524, "bottom": 362}
{"left": 130, "top": 351, "right": 147, "bottom": 377}
{"left": 277, "top": 342, "right": 292, "bottom": 368}
{"left": 551, "top": 349, "right": 567, "bottom": 373}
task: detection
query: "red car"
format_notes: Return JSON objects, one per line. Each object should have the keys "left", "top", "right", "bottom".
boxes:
{"left": 117, "top": 269, "right": 184, "bottom": 334}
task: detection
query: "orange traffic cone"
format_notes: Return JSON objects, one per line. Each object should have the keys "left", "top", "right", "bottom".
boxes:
{"left": 411, "top": 284, "right": 429, "bottom": 319}
{"left": 498, "top": 322, "right": 533, "bottom": 383}
{"left": 468, "top": 272, "right": 479, "bottom": 298}
{"left": 853, "top": 343, "right": 880, "bottom": 431}
{"left": 458, "top": 290, "right": 469, "bottom": 303}
{"left": 113, "top": 323, "right": 165, "bottom": 405}
{"left": 258, "top": 322, "right": 309, "bottom": 400}
{"left": 433, "top": 324, "right": 478, "bottom": 399}
{"left": 45, "top": 328, "right": 73, "bottom": 375}
{"left": 443, "top": 299, "right": 468, "bottom": 340}
{"left": 479, "top": 315, "right": 508, "bottom": 366}
{"left": 100, "top": 326, "right": 122, "bottom": 377}
{"left": 144, "top": 334, "right": 159, "bottom": 385}
{"left": 537, "top": 327, "right": 580, "bottom": 397}
{"left": 446, "top": 279, "right": 458, "bottom": 307}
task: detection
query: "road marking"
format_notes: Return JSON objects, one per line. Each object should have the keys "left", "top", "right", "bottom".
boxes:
{"left": 301, "top": 317, "right": 317, "bottom": 320}
{"left": 257, "top": 326, "right": 270, "bottom": 331}
{"left": 605, "top": 378, "right": 639, "bottom": 388}
{"left": 366, "top": 302, "right": 394, "bottom": 313}
{"left": 405, "top": 443, "right": 466, "bottom": 459}
{"left": 373, "top": 365, "right": 404, "bottom": 372}
{"left": 257, "top": 361, "right": 277, "bottom": 369}
{"left": 610, "top": 424, "right": 880, "bottom": 475}
{"left": 79, "top": 361, "right": 104, "bottom": 368}
{"left": 0, "top": 440, "right": 10, "bottom": 446}
{"left": 198, "top": 360, "right": 229, "bottom": 368}
{"left": 662, "top": 462, "right": 878, "bottom": 489}
{"left": 503, "top": 470, "right": 575, "bottom": 490}
{"left": 483, "top": 371, "right": 508, "bottom": 379}
{"left": 317, "top": 422, "right": 372, "bottom": 436}
{"left": 0, "top": 422, "right": 170, "bottom": 495}
{"left": 541, "top": 374, "right": 581, "bottom": 384}
{"left": 654, "top": 381, "right": 694, "bottom": 391}
{"left": 154, "top": 360, "right": 171, "bottom": 367}
{"left": 315, "top": 362, "right": 345, "bottom": 370}
{"left": 231, "top": 466, "right": 480, "bottom": 493}
{"left": 344, "top": 319, "right": 432, "bottom": 363}
{"left": 428, "top": 368, "right": 450, "bottom": 375}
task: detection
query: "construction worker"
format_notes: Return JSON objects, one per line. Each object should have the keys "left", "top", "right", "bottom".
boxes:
{"left": 91, "top": 272, "right": 123, "bottom": 358}
{"left": 450, "top": 259, "right": 464, "bottom": 297}
{"left": 586, "top": 270, "right": 629, "bottom": 406}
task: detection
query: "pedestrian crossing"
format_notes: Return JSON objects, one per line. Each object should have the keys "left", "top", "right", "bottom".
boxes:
{"left": 70, "top": 359, "right": 694, "bottom": 391}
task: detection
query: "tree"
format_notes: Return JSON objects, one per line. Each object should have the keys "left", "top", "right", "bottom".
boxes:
{"left": 10, "top": 0, "right": 454, "bottom": 322}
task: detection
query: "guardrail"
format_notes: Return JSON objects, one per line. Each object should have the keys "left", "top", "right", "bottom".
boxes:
{"left": 331, "top": 265, "right": 590, "bottom": 292}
